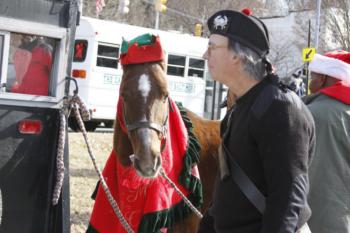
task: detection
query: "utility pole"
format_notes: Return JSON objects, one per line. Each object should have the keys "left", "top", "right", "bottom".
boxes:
{"left": 155, "top": 11, "right": 160, "bottom": 29}
{"left": 154, "top": 0, "right": 167, "bottom": 29}
{"left": 315, "top": 0, "right": 322, "bottom": 49}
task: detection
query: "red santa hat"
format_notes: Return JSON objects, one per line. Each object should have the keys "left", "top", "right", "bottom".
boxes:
{"left": 309, "top": 50, "right": 350, "bottom": 83}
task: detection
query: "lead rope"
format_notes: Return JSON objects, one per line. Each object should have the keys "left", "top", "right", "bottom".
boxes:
{"left": 70, "top": 94, "right": 134, "bottom": 233}
{"left": 52, "top": 95, "right": 90, "bottom": 205}
{"left": 160, "top": 168, "right": 203, "bottom": 218}
{"left": 52, "top": 110, "right": 67, "bottom": 205}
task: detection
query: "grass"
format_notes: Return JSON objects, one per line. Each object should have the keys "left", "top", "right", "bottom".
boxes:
{"left": 69, "top": 132, "right": 113, "bottom": 233}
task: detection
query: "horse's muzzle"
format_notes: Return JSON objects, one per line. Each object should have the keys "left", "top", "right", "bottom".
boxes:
{"left": 130, "top": 154, "right": 162, "bottom": 178}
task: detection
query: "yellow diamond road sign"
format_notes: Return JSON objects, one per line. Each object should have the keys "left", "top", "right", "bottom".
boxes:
{"left": 302, "top": 47, "right": 316, "bottom": 62}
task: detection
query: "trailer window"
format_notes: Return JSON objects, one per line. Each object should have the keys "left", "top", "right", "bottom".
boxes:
{"left": 96, "top": 44, "right": 119, "bottom": 69}
{"left": 167, "top": 54, "right": 185, "bottom": 77}
{"left": 6, "top": 32, "right": 56, "bottom": 96}
{"left": 73, "top": 40, "right": 88, "bottom": 62}
{"left": 188, "top": 58, "right": 205, "bottom": 78}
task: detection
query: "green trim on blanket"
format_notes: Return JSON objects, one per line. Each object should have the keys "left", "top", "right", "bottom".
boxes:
{"left": 137, "top": 102, "right": 203, "bottom": 233}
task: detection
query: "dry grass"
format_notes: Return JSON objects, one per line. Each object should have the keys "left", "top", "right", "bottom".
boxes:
{"left": 69, "top": 132, "right": 113, "bottom": 233}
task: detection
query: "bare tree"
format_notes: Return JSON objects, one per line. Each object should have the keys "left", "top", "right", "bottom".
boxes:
{"left": 323, "top": 0, "right": 350, "bottom": 50}
{"left": 268, "top": 34, "right": 300, "bottom": 78}
{"left": 147, "top": 0, "right": 264, "bottom": 35}
{"left": 82, "top": 0, "right": 264, "bottom": 35}
{"left": 292, "top": 0, "right": 350, "bottom": 52}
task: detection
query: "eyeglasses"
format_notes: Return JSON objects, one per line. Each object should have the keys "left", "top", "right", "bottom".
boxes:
{"left": 206, "top": 44, "right": 228, "bottom": 56}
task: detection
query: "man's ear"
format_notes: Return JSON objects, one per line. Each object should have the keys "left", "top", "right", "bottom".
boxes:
{"left": 232, "top": 56, "right": 242, "bottom": 67}
{"left": 320, "top": 75, "right": 328, "bottom": 87}
{"left": 231, "top": 54, "right": 239, "bottom": 63}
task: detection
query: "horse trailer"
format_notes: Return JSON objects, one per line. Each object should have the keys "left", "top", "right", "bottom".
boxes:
{"left": 0, "top": 0, "right": 79, "bottom": 232}
{"left": 70, "top": 17, "right": 224, "bottom": 131}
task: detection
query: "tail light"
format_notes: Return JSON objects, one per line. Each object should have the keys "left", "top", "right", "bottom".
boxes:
{"left": 18, "top": 120, "right": 42, "bottom": 135}
{"left": 72, "top": 69, "right": 87, "bottom": 79}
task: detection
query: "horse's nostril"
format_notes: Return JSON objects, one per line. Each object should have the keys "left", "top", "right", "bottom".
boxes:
{"left": 134, "top": 159, "right": 141, "bottom": 171}
{"left": 152, "top": 156, "right": 161, "bottom": 172}
{"left": 129, "top": 154, "right": 135, "bottom": 164}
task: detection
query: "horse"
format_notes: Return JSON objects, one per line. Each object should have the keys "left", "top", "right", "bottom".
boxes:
{"left": 112, "top": 61, "right": 221, "bottom": 233}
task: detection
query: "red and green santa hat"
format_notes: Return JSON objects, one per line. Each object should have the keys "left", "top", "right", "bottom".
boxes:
{"left": 120, "top": 33, "right": 164, "bottom": 65}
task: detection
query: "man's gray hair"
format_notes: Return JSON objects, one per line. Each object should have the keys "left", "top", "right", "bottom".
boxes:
{"left": 228, "top": 39, "right": 266, "bottom": 81}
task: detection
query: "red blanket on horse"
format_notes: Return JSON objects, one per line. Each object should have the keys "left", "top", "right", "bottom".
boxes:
{"left": 88, "top": 98, "right": 202, "bottom": 233}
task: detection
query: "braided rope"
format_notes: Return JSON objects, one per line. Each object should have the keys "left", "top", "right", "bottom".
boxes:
{"left": 52, "top": 111, "right": 66, "bottom": 205}
{"left": 160, "top": 168, "right": 203, "bottom": 218}
{"left": 71, "top": 95, "right": 91, "bottom": 121}
{"left": 71, "top": 96, "right": 134, "bottom": 233}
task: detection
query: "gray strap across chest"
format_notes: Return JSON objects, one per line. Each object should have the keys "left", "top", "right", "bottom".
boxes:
{"left": 221, "top": 107, "right": 266, "bottom": 214}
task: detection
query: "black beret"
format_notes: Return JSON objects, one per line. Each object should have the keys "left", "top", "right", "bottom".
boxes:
{"left": 207, "top": 9, "right": 270, "bottom": 57}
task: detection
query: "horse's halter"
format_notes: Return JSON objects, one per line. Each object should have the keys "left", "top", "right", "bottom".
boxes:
{"left": 122, "top": 97, "right": 173, "bottom": 152}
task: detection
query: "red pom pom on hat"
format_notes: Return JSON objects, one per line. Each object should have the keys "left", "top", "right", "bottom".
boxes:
{"left": 241, "top": 8, "right": 252, "bottom": 16}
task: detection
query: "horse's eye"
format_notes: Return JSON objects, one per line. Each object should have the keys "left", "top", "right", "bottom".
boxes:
{"left": 163, "top": 94, "right": 168, "bottom": 102}
{"left": 121, "top": 90, "right": 131, "bottom": 101}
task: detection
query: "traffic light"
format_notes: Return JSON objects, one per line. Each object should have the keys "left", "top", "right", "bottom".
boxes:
{"left": 195, "top": 23, "right": 202, "bottom": 37}
{"left": 118, "top": 0, "right": 130, "bottom": 14}
{"left": 155, "top": 0, "right": 167, "bottom": 13}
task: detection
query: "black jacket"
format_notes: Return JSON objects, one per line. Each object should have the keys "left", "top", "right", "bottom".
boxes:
{"left": 199, "top": 75, "right": 315, "bottom": 233}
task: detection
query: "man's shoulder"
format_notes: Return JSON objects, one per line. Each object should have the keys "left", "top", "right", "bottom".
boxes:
{"left": 307, "top": 93, "right": 350, "bottom": 115}
{"left": 251, "top": 83, "right": 305, "bottom": 119}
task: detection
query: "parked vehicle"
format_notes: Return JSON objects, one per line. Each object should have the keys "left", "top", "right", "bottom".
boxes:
{"left": 0, "top": 0, "right": 78, "bottom": 232}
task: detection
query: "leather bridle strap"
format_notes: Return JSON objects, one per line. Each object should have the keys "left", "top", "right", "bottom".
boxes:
{"left": 126, "top": 121, "right": 166, "bottom": 135}
{"left": 122, "top": 98, "right": 172, "bottom": 137}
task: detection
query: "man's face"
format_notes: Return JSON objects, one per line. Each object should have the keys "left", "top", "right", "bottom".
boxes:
{"left": 22, "top": 35, "right": 35, "bottom": 44}
{"left": 309, "top": 72, "right": 326, "bottom": 94}
{"left": 203, "top": 34, "right": 233, "bottom": 84}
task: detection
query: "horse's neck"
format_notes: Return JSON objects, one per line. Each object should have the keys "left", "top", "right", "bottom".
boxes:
{"left": 113, "top": 119, "right": 133, "bottom": 166}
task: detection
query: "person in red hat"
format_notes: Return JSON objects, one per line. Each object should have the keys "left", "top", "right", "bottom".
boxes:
{"left": 12, "top": 36, "right": 52, "bottom": 96}
{"left": 198, "top": 9, "right": 315, "bottom": 233}
{"left": 304, "top": 50, "right": 350, "bottom": 233}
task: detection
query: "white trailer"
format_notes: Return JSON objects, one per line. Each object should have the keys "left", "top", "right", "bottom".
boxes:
{"left": 70, "top": 17, "right": 212, "bottom": 131}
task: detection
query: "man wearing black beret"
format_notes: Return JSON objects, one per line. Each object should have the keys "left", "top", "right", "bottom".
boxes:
{"left": 198, "top": 9, "right": 315, "bottom": 233}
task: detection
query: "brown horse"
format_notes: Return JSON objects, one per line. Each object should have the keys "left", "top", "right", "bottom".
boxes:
{"left": 113, "top": 61, "right": 221, "bottom": 233}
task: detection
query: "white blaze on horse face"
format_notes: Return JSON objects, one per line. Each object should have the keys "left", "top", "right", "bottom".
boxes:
{"left": 138, "top": 74, "right": 151, "bottom": 105}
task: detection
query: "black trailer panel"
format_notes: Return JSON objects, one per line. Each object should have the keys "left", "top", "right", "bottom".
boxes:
{"left": 0, "top": 0, "right": 78, "bottom": 232}
{"left": 0, "top": 105, "right": 69, "bottom": 233}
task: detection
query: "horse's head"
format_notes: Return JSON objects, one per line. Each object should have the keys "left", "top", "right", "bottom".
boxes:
{"left": 118, "top": 61, "right": 169, "bottom": 178}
